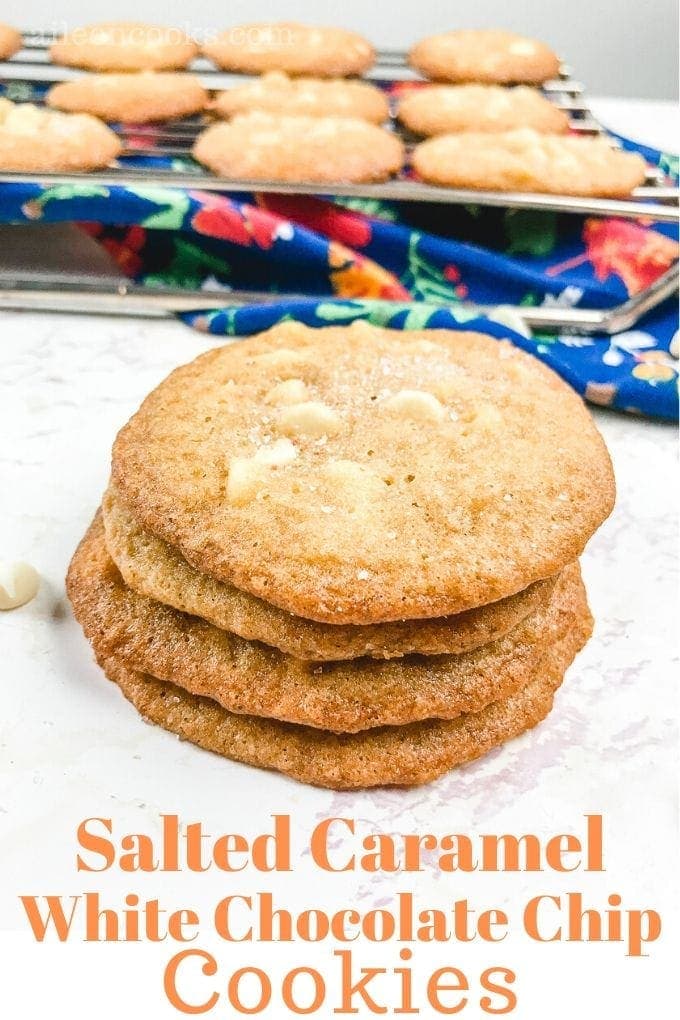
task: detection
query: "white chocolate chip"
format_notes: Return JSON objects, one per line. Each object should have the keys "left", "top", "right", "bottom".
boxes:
{"left": 509, "top": 40, "right": 537, "bottom": 56}
{"left": 279, "top": 401, "right": 341, "bottom": 438}
{"left": 227, "top": 440, "right": 298, "bottom": 504}
{"left": 321, "top": 460, "right": 387, "bottom": 509}
{"left": 252, "top": 348, "right": 310, "bottom": 371}
{"left": 226, "top": 458, "right": 266, "bottom": 505}
{"left": 264, "top": 378, "right": 309, "bottom": 405}
{"left": 474, "top": 403, "right": 503, "bottom": 430}
{"left": 0, "top": 561, "right": 40, "bottom": 610}
{"left": 253, "top": 438, "right": 298, "bottom": 466}
{"left": 381, "top": 389, "right": 446, "bottom": 422}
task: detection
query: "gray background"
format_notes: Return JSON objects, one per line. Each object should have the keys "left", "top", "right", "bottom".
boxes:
{"left": 12, "top": 0, "right": 679, "bottom": 99}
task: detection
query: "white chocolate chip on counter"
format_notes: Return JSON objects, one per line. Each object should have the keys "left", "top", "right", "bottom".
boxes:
{"left": 381, "top": 389, "right": 446, "bottom": 422}
{"left": 0, "top": 561, "right": 40, "bottom": 610}
{"left": 264, "top": 379, "right": 309, "bottom": 405}
{"left": 278, "top": 401, "right": 341, "bottom": 439}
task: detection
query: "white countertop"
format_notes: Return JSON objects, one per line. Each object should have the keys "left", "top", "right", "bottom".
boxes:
{"left": 0, "top": 99, "right": 677, "bottom": 1018}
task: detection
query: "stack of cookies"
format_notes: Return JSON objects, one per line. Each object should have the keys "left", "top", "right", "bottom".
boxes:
{"left": 67, "top": 322, "right": 615, "bottom": 789}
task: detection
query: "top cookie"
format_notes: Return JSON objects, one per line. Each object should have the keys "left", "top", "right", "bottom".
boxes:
{"left": 50, "top": 21, "right": 198, "bottom": 71}
{"left": 410, "top": 30, "right": 561, "bottom": 84}
{"left": 0, "top": 22, "right": 21, "bottom": 60}
{"left": 214, "top": 71, "right": 389, "bottom": 124}
{"left": 112, "top": 322, "right": 615, "bottom": 625}
{"left": 0, "top": 99, "right": 122, "bottom": 172}
{"left": 203, "top": 22, "right": 374, "bottom": 77}
{"left": 398, "top": 84, "right": 569, "bottom": 136}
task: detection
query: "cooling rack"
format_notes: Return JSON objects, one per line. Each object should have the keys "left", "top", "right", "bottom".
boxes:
{"left": 1, "top": 33, "right": 678, "bottom": 222}
{"left": 0, "top": 263, "right": 676, "bottom": 336}
{"left": 0, "top": 33, "right": 677, "bottom": 331}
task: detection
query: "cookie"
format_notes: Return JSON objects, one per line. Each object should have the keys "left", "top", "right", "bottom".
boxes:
{"left": 0, "top": 99, "right": 122, "bottom": 172}
{"left": 410, "top": 30, "right": 561, "bottom": 84}
{"left": 47, "top": 72, "right": 208, "bottom": 124}
{"left": 193, "top": 112, "right": 404, "bottom": 183}
{"left": 412, "top": 128, "right": 648, "bottom": 198}
{"left": 398, "top": 84, "right": 569, "bottom": 137}
{"left": 50, "top": 21, "right": 198, "bottom": 71}
{"left": 99, "top": 614, "right": 588, "bottom": 788}
{"left": 111, "top": 322, "right": 615, "bottom": 625}
{"left": 67, "top": 513, "right": 587, "bottom": 734}
{"left": 202, "top": 23, "right": 374, "bottom": 77}
{"left": 0, "top": 23, "right": 21, "bottom": 60}
{"left": 214, "top": 71, "right": 389, "bottom": 124}
{"left": 102, "top": 484, "right": 558, "bottom": 661}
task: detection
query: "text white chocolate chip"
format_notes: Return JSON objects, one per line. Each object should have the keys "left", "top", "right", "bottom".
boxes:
{"left": 0, "top": 561, "right": 40, "bottom": 610}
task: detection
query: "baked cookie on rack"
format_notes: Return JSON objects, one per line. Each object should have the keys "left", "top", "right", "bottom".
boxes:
{"left": 192, "top": 112, "right": 404, "bottom": 183}
{"left": 202, "top": 22, "right": 374, "bottom": 77}
{"left": 0, "top": 99, "right": 122, "bottom": 171}
{"left": 50, "top": 21, "right": 198, "bottom": 71}
{"left": 413, "top": 127, "right": 648, "bottom": 198}
{"left": 214, "top": 71, "right": 389, "bottom": 124}
{"left": 410, "top": 29, "right": 561, "bottom": 84}
{"left": 47, "top": 72, "right": 208, "bottom": 124}
{"left": 398, "top": 84, "right": 569, "bottom": 136}
{"left": 110, "top": 321, "right": 615, "bottom": 625}
{"left": 0, "top": 22, "right": 21, "bottom": 60}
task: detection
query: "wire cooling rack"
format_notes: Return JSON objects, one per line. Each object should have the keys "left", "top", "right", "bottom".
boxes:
{"left": 0, "top": 33, "right": 678, "bottom": 222}
{"left": 0, "top": 33, "right": 677, "bottom": 330}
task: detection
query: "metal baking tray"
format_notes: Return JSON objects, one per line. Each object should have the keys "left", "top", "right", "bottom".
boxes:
{"left": 1, "top": 263, "right": 676, "bottom": 336}
{"left": 1, "top": 32, "right": 678, "bottom": 222}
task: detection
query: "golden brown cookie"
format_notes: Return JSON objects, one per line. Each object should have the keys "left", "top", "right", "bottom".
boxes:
{"left": 410, "top": 30, "right": 561, "bottom": 84}
{"left": 193, "top": 112, "right": 404, "bottom": 183}
{"left": 0, "top": 23, "right": 21, "bottom": 60}
{"left": 0, "top": 99, "right": 122, "bottom": 172}
{"left": 398, "top": 84, "right": 569, "bottom": 136}
{"left": 203, "top": 23, "right": 374, "bottom": 77}
{"left": 99, "top": 611, "right": 589, "bottom": 788}
{"left": 111, "top": 322, "right": 615, "bottom": 625}
{"left": 47, "top": 72, "right": 208, "bottom": 123}
{"left": 214, "top": 71, "right": 389, "bottom": 124}
{"left": 412, "top": 128, "right": 648, "bottom": 198}
{"left": 67, "top": 513, "right": 587, "bottom": 734}
{"left": 50, "top": 21, "right": 198, "bottom": 71}
{"left": 102, "top": 484, "right": 557, "bottom": 661}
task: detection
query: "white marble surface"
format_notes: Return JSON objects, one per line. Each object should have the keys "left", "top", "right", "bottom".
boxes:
{"left": 0, "top": 100, "right": 677, "bottom": 1018}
